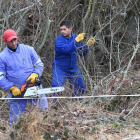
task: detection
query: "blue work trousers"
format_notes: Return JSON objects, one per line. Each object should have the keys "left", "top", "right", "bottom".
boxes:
{"left": 8, "top": 94, "right": 48, "bottom": 124}
{"left": 52, "top": 64, "right": 85, "bottom": 96}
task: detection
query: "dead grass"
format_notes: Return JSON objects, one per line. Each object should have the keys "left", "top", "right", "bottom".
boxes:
{"left": 0, "top": 98, "right": 139, "bottom": 140}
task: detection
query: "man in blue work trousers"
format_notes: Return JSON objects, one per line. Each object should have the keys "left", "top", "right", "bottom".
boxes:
{"left": 52, "top": 20, "right": 95, "bottom": 101}
{"left": 0, "top": 29, "right": 48, "bottom": 123}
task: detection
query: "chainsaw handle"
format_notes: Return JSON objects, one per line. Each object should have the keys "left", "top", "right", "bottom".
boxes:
{"left": 21, "top": 84, "right": 27, "bottom": 92}
{"left": 12, "top": 78, "right": 41, "bottom": 98}
{"left": 33, "top": 77, "right": 41, "bottom": 86}
{"left": 12, "top": 79, "right": 32, "bottom": 98}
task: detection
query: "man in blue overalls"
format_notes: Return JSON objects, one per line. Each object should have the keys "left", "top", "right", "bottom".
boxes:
{"left": 0, "top": 29, "right": 48, "bottom": 123}
{"left": 52, "top": 20, "right": 95, "bottom": 100}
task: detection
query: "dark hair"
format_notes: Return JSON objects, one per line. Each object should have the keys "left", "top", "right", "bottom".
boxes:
{"left": 60, "top": 20, "right": 72, "bottom": 28}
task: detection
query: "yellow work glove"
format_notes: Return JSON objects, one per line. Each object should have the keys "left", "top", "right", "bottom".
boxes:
{"left": 75, "top": 33, "right": 85, "bottom": 42}
{"left": 10, "top": 86, "right": 21, "bottom": 96}
{"left": 87, "top": 37, "right": 95, "bottom": 46}
{"left": 26, "top": 73, "right": 38, "bottom": 83}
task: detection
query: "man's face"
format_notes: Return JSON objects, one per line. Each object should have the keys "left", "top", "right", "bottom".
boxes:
{"left": 4, "top": 38, "right": 18, "bottom": 49}
{"left": 60, "top": 25, "right": 72, "bottom": 37}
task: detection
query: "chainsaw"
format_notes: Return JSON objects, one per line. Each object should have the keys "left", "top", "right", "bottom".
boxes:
{"left": 12, "top": 78, "right": 64, "bottom": 98}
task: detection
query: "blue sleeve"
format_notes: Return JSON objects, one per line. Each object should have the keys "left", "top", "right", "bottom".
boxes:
{"left": 29, "top": 47, "right": 44, "bottom": 77}
{"left": 55, "top": 37, "right": 80, "bottom": 54}
{"left": 0, "top": 58, "right": 14, "bottom": 91}
{"left": 72, "top": 34, "right": 90, "bottom": 56}
{"left": 76, "top": 42, "right": 91, "bottom": 57}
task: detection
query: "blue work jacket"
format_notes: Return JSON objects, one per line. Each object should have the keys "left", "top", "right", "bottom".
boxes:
{"left": 0, "top": 43, "right": 43, "bottom": 97}
{"left": 53, "top": 33, "right": 89, "bottom": 70}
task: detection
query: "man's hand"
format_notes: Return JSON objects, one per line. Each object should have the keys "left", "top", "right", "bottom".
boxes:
{"left": 87, "top": 37, "right": 95, "bottom": 46}
{"left": 26, "top": 73, "right": 38, "bottom": 83}
{"left": 10, "top": 86, "right": 21, "bottom": 96}
{"left": 75, "top": 33, "right": 85, "bottom": 42}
